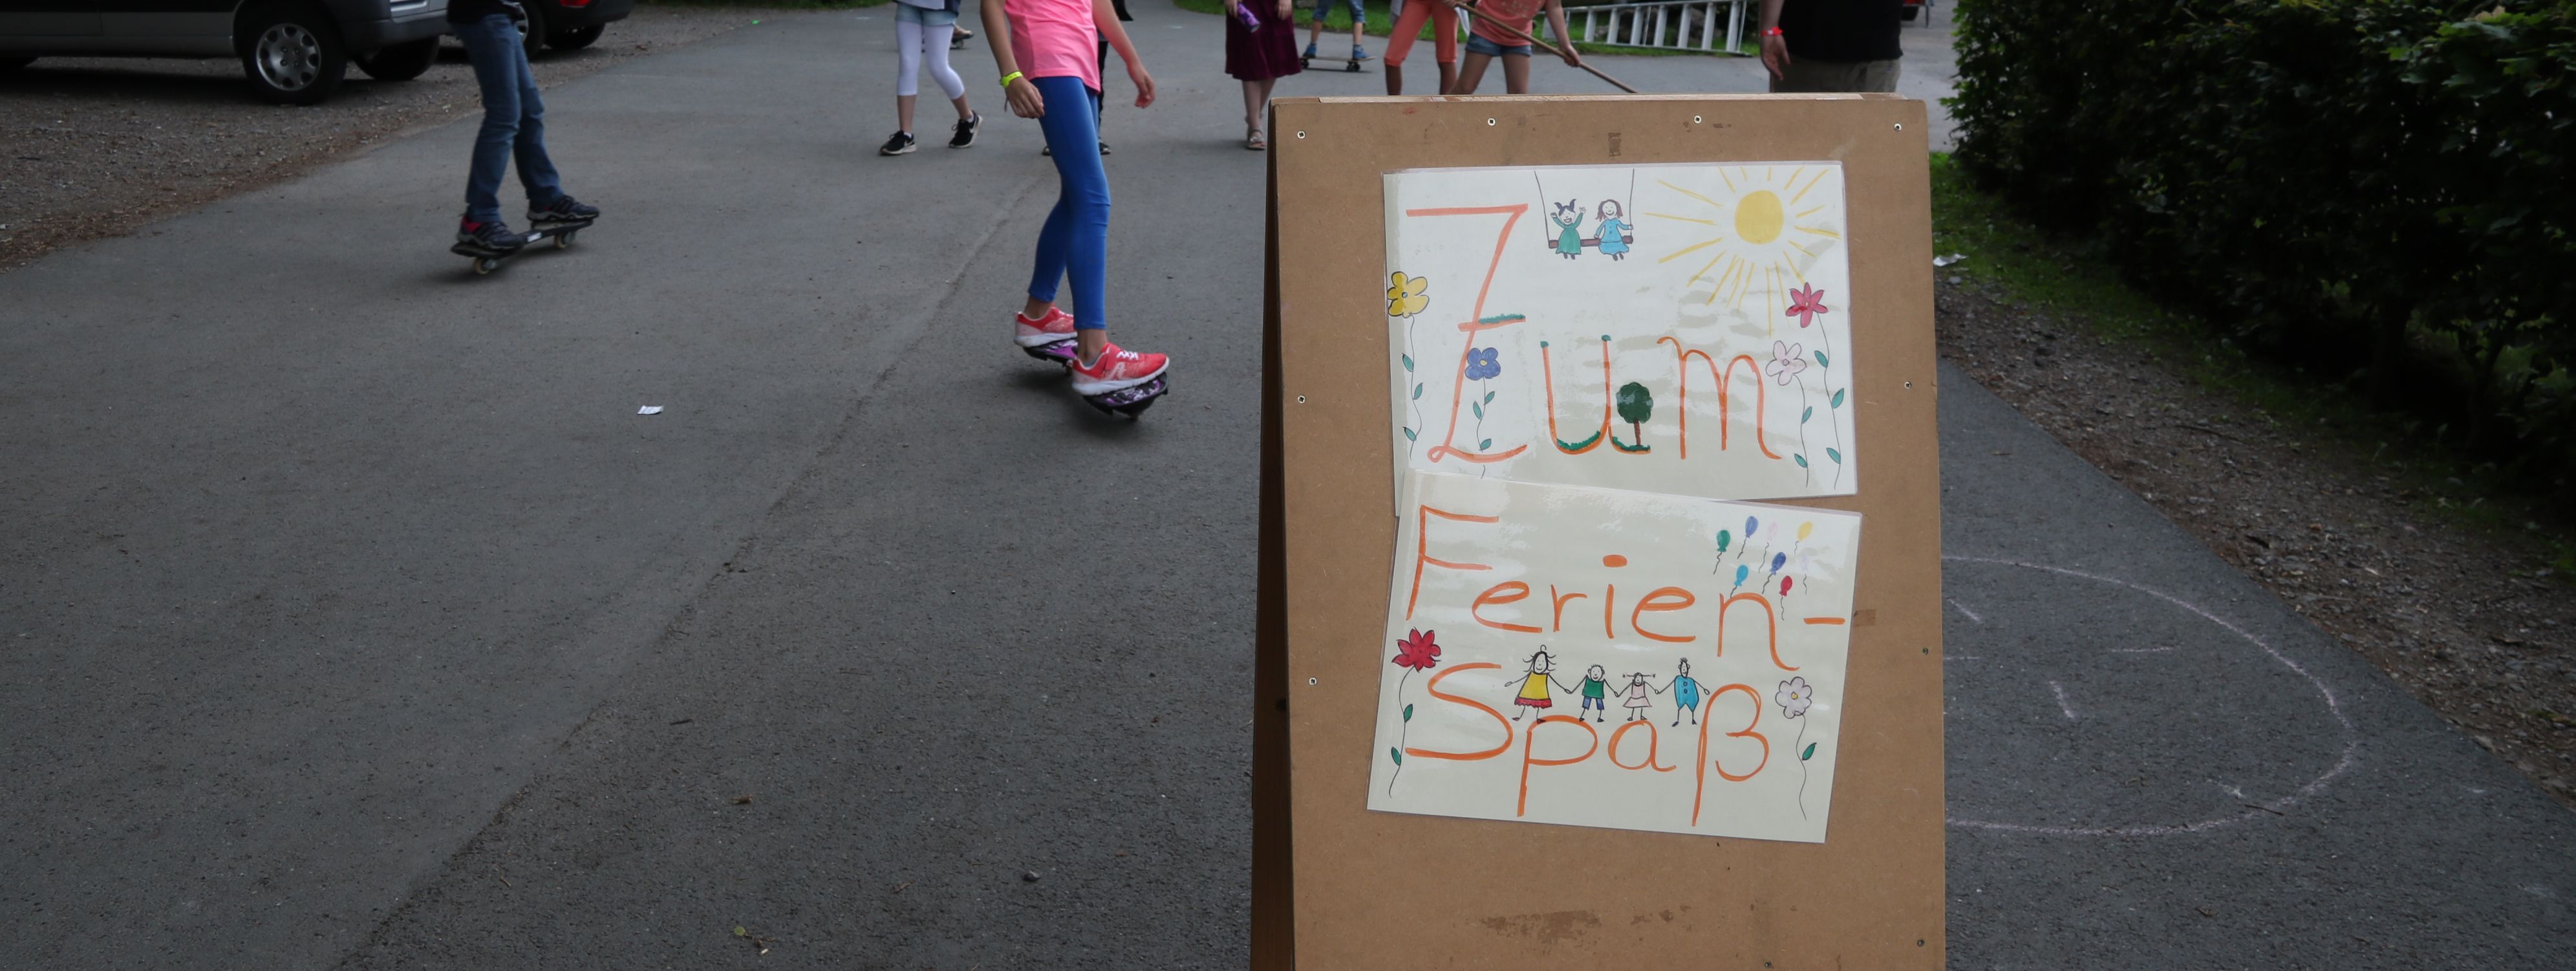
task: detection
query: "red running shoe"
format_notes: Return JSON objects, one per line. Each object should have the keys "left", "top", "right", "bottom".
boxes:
{"left": 1068, "top": 342, "right": 1168, "bottom": 395}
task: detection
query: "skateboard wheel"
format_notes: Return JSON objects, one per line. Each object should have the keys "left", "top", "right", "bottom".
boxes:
{"left": 553, "top": 233, "right": 570, "bottom": 250}
{"left": 474, "top": 258, "right": 497, "bottom": 275}
{"left": 1347, "top": 61, "right": 1360, "bottom": 72}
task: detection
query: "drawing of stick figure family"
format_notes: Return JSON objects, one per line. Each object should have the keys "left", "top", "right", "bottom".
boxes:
{"left": 1509, "top": 650, "right": 1709, "bottom": 726}
{"left": 1546, "top": 200, "right": 1632, "bottom": 261}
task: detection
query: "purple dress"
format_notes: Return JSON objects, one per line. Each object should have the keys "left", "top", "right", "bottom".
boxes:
{"left": 1225, "top": 0, "right": 1302, "bottom": 82}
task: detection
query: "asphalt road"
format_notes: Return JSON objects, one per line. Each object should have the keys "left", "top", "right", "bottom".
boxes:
{"left": 2, "top": 7, "right": 2566, "bottom": 970}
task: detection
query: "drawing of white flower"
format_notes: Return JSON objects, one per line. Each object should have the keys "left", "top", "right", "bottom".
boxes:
{"left": 1775, "top": 677, "right": 1813, "bottom": 718}
{"left": 1766, "top": 340, "right": 1809, "bottom": 386}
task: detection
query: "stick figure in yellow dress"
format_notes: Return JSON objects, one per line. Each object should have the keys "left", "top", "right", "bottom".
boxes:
{"left": 1510, "top": 649, "right": 1576, "bottom": 722}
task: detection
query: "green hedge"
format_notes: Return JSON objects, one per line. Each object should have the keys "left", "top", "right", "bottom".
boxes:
{"left": 1952, "top": 0, "right": 2576, "bottom": 492}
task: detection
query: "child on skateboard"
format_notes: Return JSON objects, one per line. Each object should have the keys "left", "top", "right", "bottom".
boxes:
{"left": 1301, "top": 0, "right": 1368, "bottom": 66}
{"left": 1446, "top": 0, "right": 1578, "bottom": 95}
{"left": 983, "top": 0, "right": 1171, "bottom": 409}
{"left": 449, "top": 0, "right": 597, "bottom": 253}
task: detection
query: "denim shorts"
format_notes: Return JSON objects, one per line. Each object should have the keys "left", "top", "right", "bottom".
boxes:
{"left": 1465, "top": 33, "right": 1532, "bottom": 58}
{"left": 1307, "top": 0, "right": 1362, "bottom": 23}
{"left": 895, "top": 2, "right": 960, "bottom": 27}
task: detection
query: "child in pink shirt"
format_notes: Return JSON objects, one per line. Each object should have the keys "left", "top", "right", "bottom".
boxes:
{"left": 1449, "top": 0, "right": 1578, "bottom": 94}
{"left": 982, "top": 0, "right": 1170, "bottom": 409}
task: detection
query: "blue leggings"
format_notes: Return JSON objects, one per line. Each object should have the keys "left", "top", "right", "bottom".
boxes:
{"left": 1028, "top": 75, "right": 1109, "bottom": 331}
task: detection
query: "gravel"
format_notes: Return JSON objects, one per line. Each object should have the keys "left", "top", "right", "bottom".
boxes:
{"left": 0, "top": 5, "right": 760, "bottom": 270}
{"left": 1937, "top": 277, "right": 2576, "bottom": 809}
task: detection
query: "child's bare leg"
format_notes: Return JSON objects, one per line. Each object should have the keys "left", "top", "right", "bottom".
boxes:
{"left": 1384, "top": 63, "right": 1403, "bottom": 95}
{"left": 1451, "top": 52, "right": 1492, "bottom": 94}
{"left": 1503, "top": 50, "right": 1531, "bottom": 93}
{"left": 1437, "top": 60, "right": 1459, "bottom": 93}
{"left": 1241, "top": 78, "right": 1267, "bottom": 132}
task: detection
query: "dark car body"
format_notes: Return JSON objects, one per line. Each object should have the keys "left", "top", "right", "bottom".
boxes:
{"left": 0, "top": 0, "right": 451, "bottom": 103}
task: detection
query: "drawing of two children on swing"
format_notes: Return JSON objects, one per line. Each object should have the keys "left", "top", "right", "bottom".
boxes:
{"left": 1545, "top": 199, "right": 1632, "bottom": 261}
{"left": 1509, "top": 649, "right": 1710, "bottom": 726}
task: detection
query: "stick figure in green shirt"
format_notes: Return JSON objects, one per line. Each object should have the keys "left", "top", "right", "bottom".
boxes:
{"left": 1578, "top": 664, "right": 1609, "bottom": 723}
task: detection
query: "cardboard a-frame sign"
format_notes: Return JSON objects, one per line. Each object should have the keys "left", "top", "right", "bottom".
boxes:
{"left": 1256, "top": 95, "right": 1942, "bottom": 970}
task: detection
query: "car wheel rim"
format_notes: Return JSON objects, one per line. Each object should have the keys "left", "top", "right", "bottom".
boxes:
{"left": 255, "top": 24, "right": 320, "bottom": 91}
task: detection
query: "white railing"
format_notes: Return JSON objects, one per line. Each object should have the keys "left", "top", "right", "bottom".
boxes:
{"left": 1411, "top": 0, "right": 1753, "bottom": 57}
{"left": 1452, "top": 0, "right": 1752, "bottom": 56}
{"left": 1558, "top": 0, "right": 1752, "bottom": 56}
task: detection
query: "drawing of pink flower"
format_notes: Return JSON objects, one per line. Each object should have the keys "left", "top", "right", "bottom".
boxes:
{"left": 1767, "top": 341, "right": 1809, "bottom": 386}
{"left": 1786, "top": 285, "right": 1830, "bottom": 329}
{"left": 1391, "top": 629, "right": 1442, "bottom": 671}
{"left": 1775, "top": 677, "right": 1813, "bottom": 718}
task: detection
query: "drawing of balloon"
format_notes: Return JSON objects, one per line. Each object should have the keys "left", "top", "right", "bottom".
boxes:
{"left": 1769, "top": 552, "right": 1787, "bottom": 576}
{"left": 1733, "top": 564, "right": 1748, "bottom": 589}
{"left": 1780, "top": 576, "right": 1793, "bottom": 597}
{"left": 1717, "top": 530, "right": 1732, "bottom": 553}
{"left": 1746, "top": 516, "right": 1759, "bottom": 538}
{"left": 1797, "top": 521, "right": 1814, "bottom": 541}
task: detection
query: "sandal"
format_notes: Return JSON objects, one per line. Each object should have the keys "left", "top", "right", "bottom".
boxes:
{"left": 1246, "top": 127, "right": 1267, "bottom": 151}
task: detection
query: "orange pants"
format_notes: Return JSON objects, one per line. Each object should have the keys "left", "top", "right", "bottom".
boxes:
{"left": 1384, "top": 0, "right": 1460, "bottom": 67}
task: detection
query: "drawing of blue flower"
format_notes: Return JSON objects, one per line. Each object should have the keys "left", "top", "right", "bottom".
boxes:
{"left": 1465, "top": 347, "right": 1501, "bottom": 381}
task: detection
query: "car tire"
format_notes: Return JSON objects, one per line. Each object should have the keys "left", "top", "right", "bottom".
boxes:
{"left": 549, "top": 25, "right": 605, "bottom": 50}
{"left": 354, "top": 36, "right": 437, "bottom": 81}
{"left": 239, "top": 3, "right": 347, "bottom": 105}
{"left": 515, "top": 3, "right": 548, "bottom": 59}
{"left": 0, "top": 57, "right": 35, "bottom": 72}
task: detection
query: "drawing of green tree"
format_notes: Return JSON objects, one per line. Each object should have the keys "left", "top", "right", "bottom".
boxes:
{"left": 1613, "top": 381, "right": 1654, "bottom": 453}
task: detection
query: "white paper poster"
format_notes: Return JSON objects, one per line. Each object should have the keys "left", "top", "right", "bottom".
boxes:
{"left": 1384, "top": 162, "right": 1858, "bottom": 503}
{"left": 1366, "top": 472, "right": 1862, "bottom": 844}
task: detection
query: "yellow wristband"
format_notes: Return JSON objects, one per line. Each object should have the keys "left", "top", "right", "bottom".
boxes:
{"left": 1000, "top": 71, "right": 1024, "bottom": 89}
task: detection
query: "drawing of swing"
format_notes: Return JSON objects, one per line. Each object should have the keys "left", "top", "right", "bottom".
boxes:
{"left": 1530, "top": 169, "right": 1638, "bottom": 259}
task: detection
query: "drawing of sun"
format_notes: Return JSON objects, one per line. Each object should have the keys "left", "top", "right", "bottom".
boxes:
{"left": 1646, "top": 166, "right": 1843, "bottom": 323}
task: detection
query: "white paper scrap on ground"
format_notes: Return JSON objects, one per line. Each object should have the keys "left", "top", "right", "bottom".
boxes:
{"left": 637, "top": 406, "right": 663, "bottom": 415}
{"left": 1367, "top": 471, "right": 1862, "bottom": 844}
{"left": 1383, "top": 162, "right": 1859, "bottom": 503}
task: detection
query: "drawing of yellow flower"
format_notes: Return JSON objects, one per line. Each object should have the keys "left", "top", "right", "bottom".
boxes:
{"left": 1387, "top": 272, "right": 1429, "bottom": 318}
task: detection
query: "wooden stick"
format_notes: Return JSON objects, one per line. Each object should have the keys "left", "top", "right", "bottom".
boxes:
{"left": 1443, "top": 0, "right": 1642, "bottom": 94}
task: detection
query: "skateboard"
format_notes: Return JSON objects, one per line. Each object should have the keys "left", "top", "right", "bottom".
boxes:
{"left": 1300, "top": 52, "right": 1373, "bottom": 72}
{"left": 451, "top": 217, "right": 594, "bottom": 275}
{"left": 1020, "top": 340, "right": 1171, "bottom": 419}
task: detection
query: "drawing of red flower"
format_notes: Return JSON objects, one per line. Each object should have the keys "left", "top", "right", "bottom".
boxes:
{"left": 1392, "top": 629, "right": 1442, "bottom": 671}
{"left": 1786, "top": 284, "right": 1830, "bottom": 329}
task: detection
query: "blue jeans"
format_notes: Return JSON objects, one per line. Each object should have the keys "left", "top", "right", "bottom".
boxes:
{"left": 1465, "top": 33, "right": 1532, "bottom": 58}
{"left": 1029, "top": 75, "right": 1108, "bottom": 331}
{"left": 1309, "top": 0, "right": 1362, "bottom": 27}
{"left": 894, "top": 2, "right": 959, "bottom": 27}
{"left": 456, "top": 13, "right": 563, "bottom": 223}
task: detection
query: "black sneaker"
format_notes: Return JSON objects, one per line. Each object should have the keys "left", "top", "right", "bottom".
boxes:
{"left": 458, "top": 216, "right": 528, "bottom": 252}
{"left": 528, "top": 195, "right": 599, "bottom": 225}
{"left": 880, "top": 131, "right": 917, "bottom": 155}
{"left": 1098, "top": 140, "right": 1111, "bottom": 155}
{"left": 949, "top": 113, "right": 980, "bottom": 149}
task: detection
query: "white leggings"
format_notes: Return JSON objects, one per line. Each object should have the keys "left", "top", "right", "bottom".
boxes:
{"left": 896, "top": 21, "right": 965, "bottom": 100}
